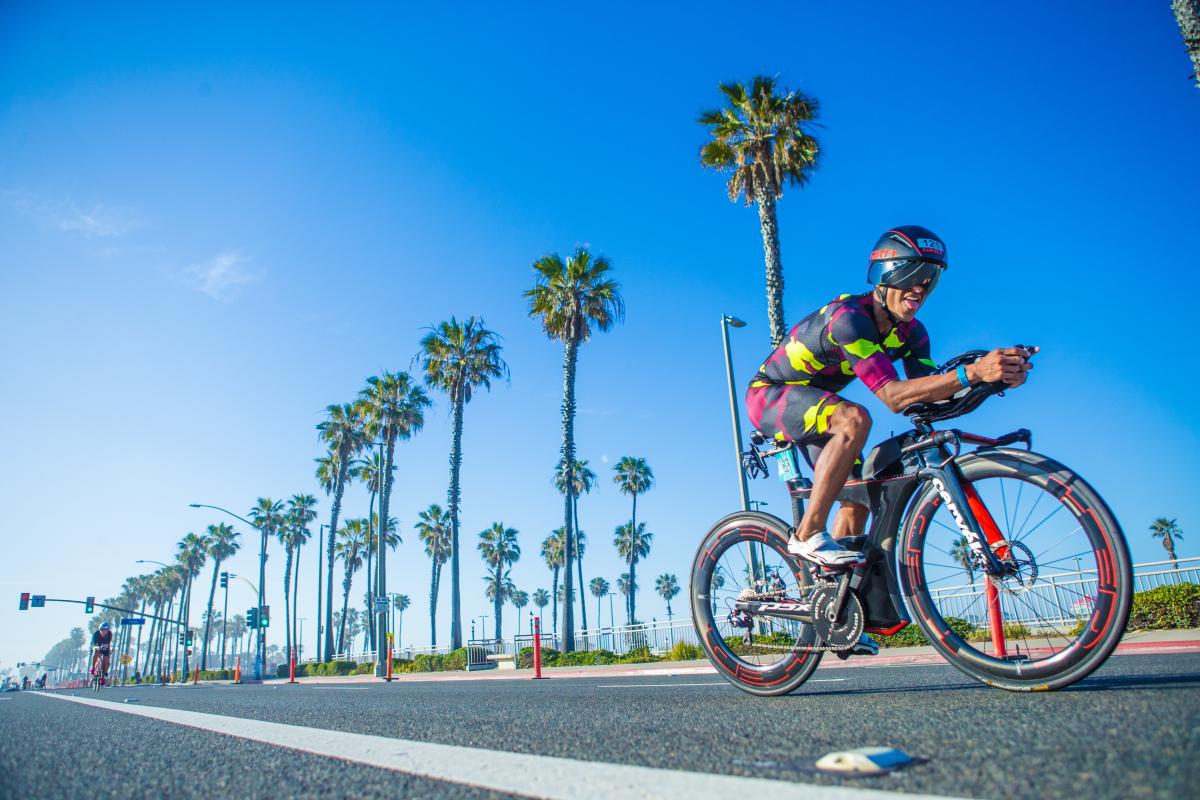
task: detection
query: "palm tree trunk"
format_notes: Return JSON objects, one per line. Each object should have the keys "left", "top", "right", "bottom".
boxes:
{"left": 629, "top": 555, "right": 638, "bottom": 625}
{"left": 754, "top": 188, "right": 786, "bottom": 348}
{"left": 629, "top": 494, "right": 638, "bottom": 624}
{"left": 1174, "top": 0, "right": 1200, "bottom": 88}
{"left": 338, "top": 572, "right": 353, "bottom": 655}
{"left": 376, "top": 434, "right": 398, "bottom": 675}
{"left": 429, "top": 560, "right": 440, "bottom": 648}
{"left": 574, "top": 495, "right": 587, "bottom": 630}
{"left": 560, "top": 338, "right": 579, "bottom": 651}
{"left": 292, "top": 544, "right": 301, "bottom": 660}
{"left": 494, "top": 565, "right": 503, "bottom": 640}
{"left": 551, "top": 566, "right": 560, "bottom": 634}
{"left": 448, "top": 394, "right": 465, "bottom": 649}
{"left": 201, "top": 560, "right": 221, "bottom": 671}
{"left": 283, "top": 545, "right": 294, "bottom": 662}
{"left": 366, "top": 489, "right": 376, "bottom": 651}
{"left": 142, "top": 602, "right": 159, "bottom": 675}
{"left": 324, "top": 453, "right": 351, "bottom": 660}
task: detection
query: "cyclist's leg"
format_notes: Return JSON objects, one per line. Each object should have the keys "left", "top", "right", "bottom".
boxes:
{"left": 794, "top": 401, "right": 870, "bottom": 540}
{"left": 800, "top": 441, "right": 867, "bottom": 540}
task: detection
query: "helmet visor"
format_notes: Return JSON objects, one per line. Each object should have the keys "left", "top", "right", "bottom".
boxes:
{"left": 882, "top": 259, "right": 943, "bottom": 292}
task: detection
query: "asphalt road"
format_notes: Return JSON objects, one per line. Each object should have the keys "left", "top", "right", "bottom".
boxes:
{"left": 2, "top": 653, "right": 1197, "bottom": 799}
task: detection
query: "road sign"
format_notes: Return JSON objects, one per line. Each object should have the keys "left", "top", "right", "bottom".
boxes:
{"left": 121, "top": 618, "right": 145, "bottom": 626}
{"left": 374, "top": 598, "right": 388, "bottom": 613}
{"left": 31, "top": 595, "right": 46, "bottom": 608}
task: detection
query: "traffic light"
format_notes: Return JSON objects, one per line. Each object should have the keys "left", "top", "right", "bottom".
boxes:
{"left": 19, "top": 592, "right": 29, "bottom": 611}
{"left": 260, "top": 605, "right": 269, "bottom": 628}
{"left": 85, "top": 596, "right": 95, "bottom": 614}
{"left": 185, "top": 631, "right": 194, "bottom": 647}
{"left": 219, "top": 572, "right": 228, "bottom": 589}
{"left": 178, "top": 632, "right": 186, "bottom": 645}
{"left": 247, "top": 607, "right": 258, "bottom": 628}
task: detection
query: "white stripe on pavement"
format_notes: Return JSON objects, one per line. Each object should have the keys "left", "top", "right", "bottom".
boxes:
{"left": 36, "top": 691, "right": 970, "bottom": 800}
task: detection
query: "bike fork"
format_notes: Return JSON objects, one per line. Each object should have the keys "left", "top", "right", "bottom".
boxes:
{"left": 922, "top": 464, "right": 1009, "bottom": 656}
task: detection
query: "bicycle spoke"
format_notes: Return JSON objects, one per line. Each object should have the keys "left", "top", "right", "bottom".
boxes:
{"left": 1030, "top": 526, "right": 1085, "bottom": 563}
{"left": 999, "top": 479, "right": 1012, "bottom": 537}
{"left": 1016, "top": 502, "right": 1066, "bottom": 544}
{"left": 1014, "top": 484, "right": 1046, "bottom": 540}
{"left": 1037, "top": 549, "right": 1093, "bottom": 570}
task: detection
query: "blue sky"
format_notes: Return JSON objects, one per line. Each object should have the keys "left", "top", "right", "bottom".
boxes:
{"left": 2, "top": 1, "right": 1197, "bottom": 670}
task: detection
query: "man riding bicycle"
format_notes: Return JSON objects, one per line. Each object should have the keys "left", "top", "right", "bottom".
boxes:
{"left": 746, "top": 225, "right": 1035, "bottom": 568}
{"left": 90, "top": 622, "right": 114, "bottom": 685}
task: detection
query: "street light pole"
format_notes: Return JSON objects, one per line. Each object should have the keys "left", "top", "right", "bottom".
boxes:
{"left": 721, "top": 314, "right": 764, "bottom": 586}
{"left": 190, "top": 503, "right": 264, "bottom": 680}
{"left": 220, "top": 572, "right": 235, "bottom": 669}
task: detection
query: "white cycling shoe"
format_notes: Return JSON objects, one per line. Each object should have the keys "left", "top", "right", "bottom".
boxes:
{"left": 788, "top": 531, "right": 862, "bottom": 567}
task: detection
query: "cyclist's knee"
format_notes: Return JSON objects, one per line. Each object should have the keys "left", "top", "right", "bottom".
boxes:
{"left": 832, "top": 402, "right": 872, "bottom": 441}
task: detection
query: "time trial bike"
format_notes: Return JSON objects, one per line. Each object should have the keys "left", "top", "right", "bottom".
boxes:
{"left": 690, "top": 348, "right": 1132, "bottom": 694}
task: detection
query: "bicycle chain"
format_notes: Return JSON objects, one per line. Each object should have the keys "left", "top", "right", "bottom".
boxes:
{"left": 734, "top": 583, "right": 860, "bottom": 652}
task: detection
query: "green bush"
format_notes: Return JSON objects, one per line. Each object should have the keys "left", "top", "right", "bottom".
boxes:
{"left": 353, "top": 662, "right": 375, "bottom": 675}
{"left": 398, "top": 648, "right": 470, "bottom": 673}
{"left": 667, "top": 641, "right": 704, "bottom": 661}
{"left": 1128, "top": 583, "right": 1200, "bottom": 629}
{"left": 870, "top": 616, "right": 976, "bottom": 648}
{"left": 557, "top": 649, "right": 617, "bottom": 666}
{"left": 517, "top": 646, "right": 560, "bottom": 669}
{"left": 615, "top": 646, "right": 661, "bottom": 664}
{"left": 198, "top": 669, "right": 234, "bottom": 681}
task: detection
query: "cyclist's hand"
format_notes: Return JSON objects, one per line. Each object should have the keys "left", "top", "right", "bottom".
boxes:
{"left": 970, "top": 347, "right": 1035, "bottom": 387}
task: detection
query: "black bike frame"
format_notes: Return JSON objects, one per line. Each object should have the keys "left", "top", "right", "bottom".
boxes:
{"left": 762, "top": 421, "right": 1030, "bottom": 634}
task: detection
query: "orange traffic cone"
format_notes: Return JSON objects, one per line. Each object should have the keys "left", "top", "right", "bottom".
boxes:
{"left": 234, "top": 656, "right": 241, "bottom": 684}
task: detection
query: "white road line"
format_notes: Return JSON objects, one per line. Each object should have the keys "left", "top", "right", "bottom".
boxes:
{"left": 35, "top": 692, "right": 970, "bottom": 800}
{"left": 596, "top": 682, "right": 729, "bottom": 688}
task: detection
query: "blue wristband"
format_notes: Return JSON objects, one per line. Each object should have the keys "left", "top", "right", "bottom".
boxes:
{"left": 956, "top": 365, "right": 970, "bottom": 388}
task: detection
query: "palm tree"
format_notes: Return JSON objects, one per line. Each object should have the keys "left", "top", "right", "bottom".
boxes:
{"left": 200, "top": 523, "right": 240, "bottom": 670}
{"left": 555, "top": 457, "right": 597, "bottom": 630}
{"left": 1174, "top": 0, "right": 1200, "bottom": 89}
{"left": 317, "top": 402, "right": 365, "bottom": 659}
{"left": 415, "top": 504, "right": 453, "bottom": 647}
{"left": 613, "top": 522, "right": 653, "bottom": 624}
{"left": 699, "top": 75, "right": 821, "bottom": 346}
{"left": 590, "top": 577, "right": 609, "bottom": 629}
{"left": 419, "top": 316, "right": 509, "bottom": 650}
{"left": 334, "top": 518, "right": 368, "bottom": 654}
{"left": 656, "top": 574, "right": 680, "bottom": 620}
{"left": 479, "top": 523, "right": 521, "bottom": 640}
{"left": 949, "top": 536, "right": 977, "bottom": 585}
{"left": 510, "top": 589, "right": 530, "bottom": 634}
{"left": 531, "top": 588, "right": 550, "bottom": 628}
{"left": 359, "top": 372, "right": 430, "bottom": 658}
{"left": 613, "top": 457, "right": 654, "bottom": 623}
{"left": 352, "top": 448, "right": 383, "bottom": 647}
{"left": 526, "top": 250, "right": 622, "bottom": 650}
{"left": 484, "top": 571, "right": 517, "bottom": 639}
{"left": 541, "top": 530, "right": 565, "bottom": 633}
{"left": 392, "top": 594, "right": 410, "bottom": 648}
{"left": 1150, "top": 518, "right": 1184, "bottom": 569}
{"left": 286, "top": 494, "right": 317, "bottom": 660}
{"left": 248, "top": 497, "right": 285, "bottom": 666}
{"left": 175, "top": 531, "right": 210, "bottom": 677}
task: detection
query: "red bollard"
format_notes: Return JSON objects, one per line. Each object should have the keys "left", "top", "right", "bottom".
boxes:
{"left": 532, "top": 616, "right": 545, "bottom": 679}
{"left": 193, "top": 665, "right": 199, "bottom": 685}
{"left": 289, "top": 649, "right": 297, "bottom": 684}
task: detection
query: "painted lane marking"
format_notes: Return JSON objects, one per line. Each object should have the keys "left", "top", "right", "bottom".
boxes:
{"left": 596, "top": 678, "right": 847, "bottom": 689}
{"left": 35, "top": 692, "right": 971, "bottom": 800}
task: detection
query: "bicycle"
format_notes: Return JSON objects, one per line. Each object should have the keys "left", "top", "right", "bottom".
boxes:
{"left": 691, "top": 348, "right": 1132, "bottom": 695}
{"left": 89, "top": 647, "right": 111, "bottom": 691}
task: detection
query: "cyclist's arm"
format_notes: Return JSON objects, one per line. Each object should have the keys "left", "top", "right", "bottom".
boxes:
{"left": 874, "top": 346, "right": 1035, "bottom": 413}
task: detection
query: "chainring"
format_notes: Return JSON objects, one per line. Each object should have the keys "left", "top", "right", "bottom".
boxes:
{"left": 810, "top": 584, "right": 865, "bottom": 650}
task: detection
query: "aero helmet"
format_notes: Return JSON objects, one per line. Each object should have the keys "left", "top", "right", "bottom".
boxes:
{"left": 867, "top": 225, "right": 948, "bottom": 292}
{"left": 100, "top": 622, "right": 111, "bottom": 630}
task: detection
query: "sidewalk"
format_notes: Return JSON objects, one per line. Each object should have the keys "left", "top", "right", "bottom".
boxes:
{"left": 254, "top": 627, "right": 1200, "bottom": 686}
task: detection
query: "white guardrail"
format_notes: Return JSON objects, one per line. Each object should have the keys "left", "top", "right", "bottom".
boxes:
{"left": 304, "top": 558, "right": 1198, "bottom": 663}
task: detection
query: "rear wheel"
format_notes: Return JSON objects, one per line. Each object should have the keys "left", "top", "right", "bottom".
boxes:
{"left": 690, "top": 512, "right": 822, "bottom": 696}
{"left": 900, "top": 450, "right": 1132, "bottom": 691}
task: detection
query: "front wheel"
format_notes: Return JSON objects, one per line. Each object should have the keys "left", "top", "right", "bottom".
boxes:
{"left": 899, "top": 449, "right": 1132, "bottom": 691}
{"left": 690, "top": 511, "right": 823, "bottom": 697}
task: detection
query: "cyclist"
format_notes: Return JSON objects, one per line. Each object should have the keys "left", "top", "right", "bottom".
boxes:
{"left": 746, "top": 225, "right": 1035, "bottom": 568}
{"left": 90, "top": 622, "right": 114, "bottom": 685}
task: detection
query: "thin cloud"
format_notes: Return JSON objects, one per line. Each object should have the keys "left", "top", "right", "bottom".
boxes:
{"left": 3, "top": 191, "right": 144, "bottom": 237}
{"left": 185, "top": 250, "right": 261, "bottom": 301}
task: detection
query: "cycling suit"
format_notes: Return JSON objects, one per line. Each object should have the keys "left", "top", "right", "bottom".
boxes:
{"left": 745, "top": 293, "right": 936, "bottom": 475}
{"left": 91, "top": 629, "right": 113, "bottom": 676}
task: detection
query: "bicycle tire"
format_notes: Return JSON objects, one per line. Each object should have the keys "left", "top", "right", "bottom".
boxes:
{"left": 690, "top": 511, "right": 823, "bottom": 697}
{"left": 899, "top": 449, "right": 1132, "bottom": 691}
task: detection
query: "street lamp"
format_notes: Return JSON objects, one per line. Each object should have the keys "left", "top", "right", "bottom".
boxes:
{"left": 749, "top": 500, "right": 769, "bottom": 512}
{"left": 190, "top": 502, "right": 265, "bottom": 680}
{"left": 721, "top": 314, "right": 764, "bottom": 586}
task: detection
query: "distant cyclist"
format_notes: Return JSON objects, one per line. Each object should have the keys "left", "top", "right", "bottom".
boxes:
{"left": 746, "top": 225, "right": 1035, "bottom": 567}
{"left": 90, "top": 622, "right": 114, "bottom": 685}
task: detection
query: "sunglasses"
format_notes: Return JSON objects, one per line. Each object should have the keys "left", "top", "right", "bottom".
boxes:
{"left": 883, "top": 259, "right": 944, "bottom": 292}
